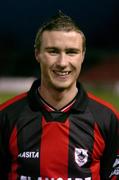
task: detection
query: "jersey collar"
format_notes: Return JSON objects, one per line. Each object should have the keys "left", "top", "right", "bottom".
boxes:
{"left": 28, "top": 79, "right": 88, "bottom": 113}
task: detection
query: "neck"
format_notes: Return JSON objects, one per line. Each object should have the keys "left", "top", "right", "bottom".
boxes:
{"left": 38, "top": 85, "right": 78, "bottom": 110}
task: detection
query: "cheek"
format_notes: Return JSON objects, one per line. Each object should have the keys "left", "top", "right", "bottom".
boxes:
{"left": 40, "top": 54, "right": 54, "bottom": 66}
{"left": 40, "top": 63, "right": 48, "bottom": 74}
{"left": 76, "top": 66, "right": 82, "bottom": 76}
{"left": 39, "top": 55, "right": 49, "bottom": 68}
{"left": 73, "top": 59, "right": 83, "bottom": 75}
{"left": 72, "top": 57, "right": 83, "bottom": 68}
{"left": 40, "top": 60, "right": 52, "bottom": 78}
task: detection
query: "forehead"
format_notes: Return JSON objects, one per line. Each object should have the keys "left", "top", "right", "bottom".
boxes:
{"left": 41, "top": 30, "right": 83, "bottom": 48}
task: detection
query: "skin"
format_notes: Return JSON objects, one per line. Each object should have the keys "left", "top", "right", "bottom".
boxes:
{"left": 35, "top": 31, "right": 85, "bottom": 109}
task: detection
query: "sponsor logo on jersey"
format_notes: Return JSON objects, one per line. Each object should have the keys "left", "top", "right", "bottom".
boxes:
{"left": 109, "top": 155, "right": 119, "bottom": 177}
{"left": 75, "top": 148, "right": 88, "bottom": 167}
{"left": 18, "top": 151, "right": 39, "bottom": 159}
{"left": 20, "top": 176, "right": 91, "bottom": 180}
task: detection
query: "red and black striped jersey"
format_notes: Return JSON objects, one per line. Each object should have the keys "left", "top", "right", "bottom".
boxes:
{"left": 0, "top": 79, "right": 119, "bottom": 180}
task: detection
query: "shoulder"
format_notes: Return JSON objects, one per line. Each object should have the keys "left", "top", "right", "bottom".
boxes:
{"left": 86, "top": 92, "right": 119, "bottom": 141}
{"left": 87, "top": 92, "right": 119, "bottom": 118}
{"left": 0, "top": 93, "right": 28, "bottom": 124}
{"left": 0, "top": 92, "right": 28, "bottom": 134}
{"left": 0, "top": 92, "right": 28, "bottom": 111}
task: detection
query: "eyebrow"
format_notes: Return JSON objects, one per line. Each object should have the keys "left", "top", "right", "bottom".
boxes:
{"left": 45, "top": 47, "right": 81, "bottom": 51}
{"left": 45, "top": 47, "right": 60, "bottom": 53}
{"left": 45, "top": 47, "right": 58, "bottom": 50}
{"left": 65, "top": 48, "right": 81, "bottom": 52}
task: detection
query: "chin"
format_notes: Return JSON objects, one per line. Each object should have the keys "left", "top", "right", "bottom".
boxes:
{"left": 52, "top": 82, "right": 72, "bottom": 91}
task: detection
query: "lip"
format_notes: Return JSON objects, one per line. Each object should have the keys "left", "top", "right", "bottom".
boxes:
{"left": 53, "top": 70, "right": 71, "bottom": 76}
{"left": 52, "top": 70, "right": 71, "bottom": 80}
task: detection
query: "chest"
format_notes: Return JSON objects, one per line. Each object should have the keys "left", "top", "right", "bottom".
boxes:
{"left": 9, "top": 112, "right": 105, "bottom": 178}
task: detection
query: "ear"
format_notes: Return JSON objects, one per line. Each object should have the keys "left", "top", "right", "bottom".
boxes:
{"left": 35, "top": 49, "right": 40, "bottom": 63}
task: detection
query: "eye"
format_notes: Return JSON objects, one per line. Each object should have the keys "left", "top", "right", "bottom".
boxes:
{"left": 47, "top": 48, "right": 59, "bottom": 56}
{"left": 66, "top": 49, "right": 80, "bottom": 56}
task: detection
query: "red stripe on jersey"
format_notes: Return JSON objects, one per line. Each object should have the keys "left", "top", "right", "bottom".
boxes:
{"left": 8, "top": 127, "right": 19, "bottom": 180}
{"left": 88, "top": 92, "right": 119, "bottom": 119}
{"left": 90, "top": 123, "right": 105, "bottom": 180}
{"left": 40, "top": 116, "right": 69, "bottom": 179}
{"left": 112, "top": 176, "right": 118, "bottom": 180}
{"left": 0, "top": 92, "right": 27, "bottom": 110}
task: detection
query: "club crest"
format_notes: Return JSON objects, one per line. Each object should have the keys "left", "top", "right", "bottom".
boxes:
{"left": 75, "top": 148, "right": 88, "bottom": 167}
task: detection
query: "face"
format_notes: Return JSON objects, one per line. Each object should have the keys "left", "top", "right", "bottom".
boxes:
{"left": 35, "top": 31, "right": 85, "bottom": 91}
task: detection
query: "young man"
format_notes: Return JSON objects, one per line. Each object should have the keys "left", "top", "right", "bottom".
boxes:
{"left": 0, "top": 12, "right": 119, "bottom": 180}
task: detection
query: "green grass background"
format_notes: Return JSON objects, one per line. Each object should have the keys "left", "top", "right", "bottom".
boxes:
{"left": 88, "top": 88, "right": 119, "bottom": 111}
{"left": 0, "top": 88, "right": 119, "bottom": 111}
{"left": 0, "top": 93, "right": 18, "bottom": 105}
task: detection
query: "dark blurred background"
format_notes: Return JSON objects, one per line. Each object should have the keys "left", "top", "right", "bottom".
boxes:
{"left": 0, "top": 0, "right": 119, "bottom": 77}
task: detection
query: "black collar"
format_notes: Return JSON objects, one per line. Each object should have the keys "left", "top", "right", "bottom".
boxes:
{"left": 28, "top": 79, "right": 88, "bottom": 113}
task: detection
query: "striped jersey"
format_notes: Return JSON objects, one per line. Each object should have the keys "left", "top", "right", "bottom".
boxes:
{"left": 0, "top": 79, "right": 119, "bottom": 180}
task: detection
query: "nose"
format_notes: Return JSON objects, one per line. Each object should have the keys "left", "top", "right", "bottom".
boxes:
{"left": 56, "top": 53, "right": 68, "bottom": 67}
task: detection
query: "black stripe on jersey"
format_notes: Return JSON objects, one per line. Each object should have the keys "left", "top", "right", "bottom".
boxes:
{"left": 68, "top": 112, "right": 94, "bottom": 178}
{"left": 41, "top": 110, "right": 69, "bottom": 122}
{"left": 16, "top": 106, "right": 43, "bottom": 177}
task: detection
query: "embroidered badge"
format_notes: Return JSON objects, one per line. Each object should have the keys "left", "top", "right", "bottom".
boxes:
{"left": 75, "top": 148, "right": 88, "bottom": 167}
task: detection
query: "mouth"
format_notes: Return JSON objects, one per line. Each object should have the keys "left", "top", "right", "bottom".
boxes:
{"left": 53, "top": 70, "right": 71, "bottom": 76}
